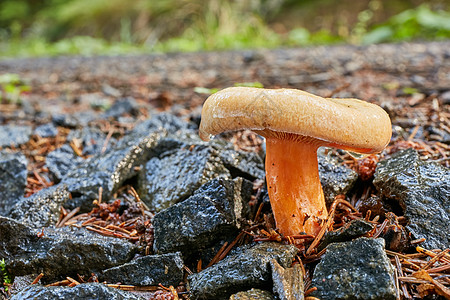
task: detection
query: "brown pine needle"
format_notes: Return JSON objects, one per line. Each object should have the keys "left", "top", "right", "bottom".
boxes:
{"left": 56, "top": 207, "right": 80, "bottom": 228}
{"left": 31, "top": 273, "right": 44, "bottom": 284}
{"left": 206, "top": 241, "right": 229, "bottom": 268}
{"left": 423, "top": 249, "right": 450, "bottom": 270}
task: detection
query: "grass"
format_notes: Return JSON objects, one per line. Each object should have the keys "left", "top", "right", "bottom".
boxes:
{"left": 0, "top": 73, "right": 31, "bottom": 103}
{"left": 0, "top": 258, "right": 11, "bottom": 292}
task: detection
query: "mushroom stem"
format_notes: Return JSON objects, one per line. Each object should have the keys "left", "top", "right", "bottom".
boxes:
{"left": 265, "top": 136, "right": 328, "bottom": 236}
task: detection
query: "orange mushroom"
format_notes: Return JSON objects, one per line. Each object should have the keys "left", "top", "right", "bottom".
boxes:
{"left": 199, "top": 87, "right": 391, "bottom": 236}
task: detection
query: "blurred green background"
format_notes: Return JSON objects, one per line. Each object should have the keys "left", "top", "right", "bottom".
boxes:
{"left": 0, "top": 0, "right": 449, "bottom": 58}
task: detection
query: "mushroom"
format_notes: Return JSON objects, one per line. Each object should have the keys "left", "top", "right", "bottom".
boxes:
{"left": 199, "top": 87, "right": 392, "bottom": 236}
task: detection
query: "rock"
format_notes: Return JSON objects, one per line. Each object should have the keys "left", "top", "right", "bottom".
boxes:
{"left": 130, "top": 113, "right": 196, "bottom": 135}
{"left": 102, "top": 83, "right": 122, "bottom": 97}
{"left": 270, "top": 259, "right": 304, "bottom": 300}
{"left": 153, "top": 178, "right": 252, "bottom": 257}
{"left": 0, "top": 217, "right": 138, "bottom": 281}
{"left": 34, "top": 123, "right": 58, "bottom": 138}
{"left": 134, "top": 117, "right": 263, "bottom": 211}
{"left": 213, "top": 140, "right": 265, "bottom": 180}
{"left": 8, "top": 275, "right": 35, "bottom": 296}
{"left": 0, "top": 125, "right": 32, "bottom": 147}
{"left": 318, "top": 150, "right": 359, "bottom": 205}
{"left": 0, "top": 151, "right": 27, "bottom": 216}
{"left": 100, "top": 252, "right": 184, "bottom": 286}
{"left": 52, "top": 111, "right": 97, "bottom": 128}
{"left": 102, "top": 97, "right": 139, "bottom": 119}
{"left": 373, "top": 148, "right": 450, "bottom": 250}
{"left": 188, "top": 242, "right": 298, "bottom": 300}
{"left": 138, "top": 144, "right": 230, "bottom": 211}
{"left": 62, "top": 130, "right": 165, "bottom": 211}
{"left": 46, "top": 144, "right": 84, "bottom": 181}
{"left": 67, "top": 126, "right": 117, "bottom": 156}
{"left": 441, "top": 90, "right": 450, "bottom": 105}
{"left": 426, "top": 125, "right": 450, "bottom": 144}
{"left": 10, "top": 283, "right": 143, "bottom": 300}
{"left": 8, "top": 185, "right": 70, "bottom": 228}
{"left": 311, "top": 238, "right": 397, "bottom": 300}
{"left": 229, "top": 289, "right": 274, "bottom": 300}
{"left": 318, "top": 219, "right": 374, "bottom": 251}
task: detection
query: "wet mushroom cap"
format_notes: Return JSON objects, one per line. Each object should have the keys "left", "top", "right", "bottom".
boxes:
{"left": 199, "top": 87, "right": 392, "bottom": 153}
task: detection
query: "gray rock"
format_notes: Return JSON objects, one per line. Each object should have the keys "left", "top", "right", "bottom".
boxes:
{"left": 311, "top": 238, "right": 397, "bottom": 300}
{"left": 11, "top": 283, "right": 143, "bottom": 300}
{"left": 318, "top": 150, "right": 359, "bottom": 204}
{"left": 138, "top": 144, "right": 230, "bottom": 211}
{"left": 213, "top": 140, "right": 265, "bottom": 180}
{"left": 150, "top": 135, "right": 265, "bottom": 181}
{"left": 0, "top": 151, "right": 27, "bottom": 215}
{"left": 8, "top": 184, "right": 70, "bottom": 228}
{"left": 102, "top": 97, "right": 139, "bottom": 119}
{"left": 373, "top": 148, "right": 450, "bottom": 249}
{"left": 130, "top": 113, "right": 196, "bottom": 135}
{"left": 229, "top": 289, "right": 274, "bottom": 300}
{"left": 0, "top": 125, "right": 32, "bottom": 147}
{"left": 101, "top": 252, "right": 184, "bottom": 286}
{"left": 153, "top": 178, "right": 252, "bottom": 257}
{"left": 62, "top": 130, "right": 166, "bottom": 211}
{"left": 34, "top": 123, "right": 58, "bottom": 138}
{"left": 270, "top": 259, "right": 304, "bottom": 300}
{"left": 67, "top": 126, "right": 117, "bottom": 156}
{"left": 102, "top": 83, "right": 122, "bottom": 97}
{"left": 46, "top": 144, "right": 84, "bottom": 180}
{"left": 0, "top": 216, "right": 138, "bottom": 281}
{"left": 188, "top": 242, "right": 298, "bottom": 300}
{"left": 52, "top": 111, "right": 97, "bottom": 128}
{"left": 318, "top": 219, "right": 374, "bottom": 251}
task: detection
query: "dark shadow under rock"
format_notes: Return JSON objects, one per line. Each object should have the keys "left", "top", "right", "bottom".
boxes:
{"left": 0, "top": 217, "right": 138, "bottom": 282}
{"left": 153, "top": 178, "right": 252, "bottom": 258}
{"left": 373, "top": 148, "right": 450, "bottom": 250}
{"left": 8, "top": 184, "right": 70, "bottom": 228}
{"left": 10, "top": 283, "right": 143, "bottom": 300}
{"left": 188, "top": 242, "right": 298, "bottom": 300}
{"left": 311, "top": 237, "right": 397, "bottom": 300}
{"left": 100, "top": 252, "right": 184, "bottom": 287}
{"left": 318, "top": 149, "right": 359, "bottom": 205}
{"left": 0, "top": 125, "right": 32, "bottom": 147}
{"left": 0, "top": 151, "right": 27, "bottom": 216}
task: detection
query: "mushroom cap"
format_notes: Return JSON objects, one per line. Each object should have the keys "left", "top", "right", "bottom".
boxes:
{"left": 199, "top": 87, "right": 392, "bottom": 154}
